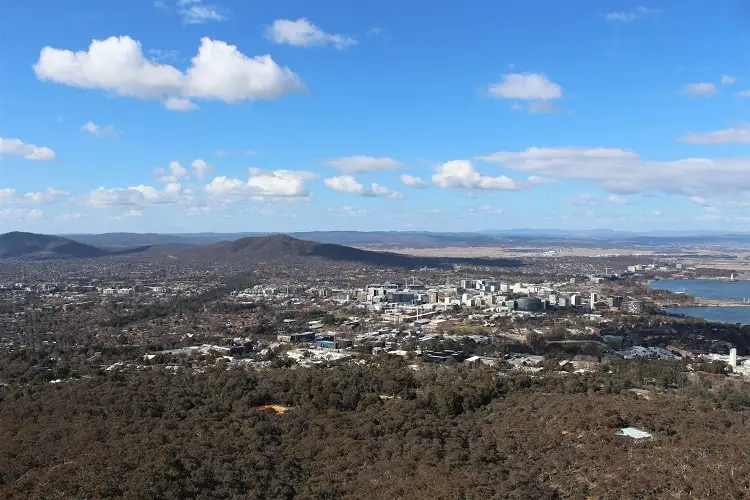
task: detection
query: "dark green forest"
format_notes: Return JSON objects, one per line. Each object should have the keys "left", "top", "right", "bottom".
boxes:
{"left": 1, "top": 359, "right": 750, "bottom": 498}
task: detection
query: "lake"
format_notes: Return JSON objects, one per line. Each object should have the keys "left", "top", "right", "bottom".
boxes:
{"left": 651, "top": 279, "right": 750, "bottom": 324}
{"left": 650, "top": 279, "right": 750, "bottom": 300}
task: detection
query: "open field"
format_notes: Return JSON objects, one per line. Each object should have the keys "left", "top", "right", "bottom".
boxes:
{"left": 365, "top": 246, "right": 657, "bottom": 258}
{"left": 366, "top": 245, "right": 750, "bottom": 272}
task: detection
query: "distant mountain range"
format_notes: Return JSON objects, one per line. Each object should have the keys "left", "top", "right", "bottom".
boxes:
{"left": 168, "top": 234, "right": 520, "bottom": 269}
{"left": 62, "top": 230, "right": 750, "bottom": 249}
{"left": 0, "top": 232, "right": 520, "bottom": 268}
{"left": 0, "top": 232, "right": 149, "bottom": 259}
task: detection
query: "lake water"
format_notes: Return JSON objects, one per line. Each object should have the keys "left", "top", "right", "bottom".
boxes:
{"left": 651, "top": 279, "right": 750, "bottom": 324}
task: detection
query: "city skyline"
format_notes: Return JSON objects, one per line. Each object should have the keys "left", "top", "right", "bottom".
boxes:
{"left": 2, "top": 0, "right": 750, "bottom": 233}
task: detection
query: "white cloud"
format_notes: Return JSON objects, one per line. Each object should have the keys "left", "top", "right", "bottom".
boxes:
{"left": 605, "top": 7, "right": 661, "bottom": 22}
{"left": 324, "top": 175, "right": 403, "bottom": 198}
{"left": 737, "top": 90, "right": 750, "bottom": 98}
{"left": 158, "top": 161, "right": 189, "bottom": 183}
{"left": 566, "top": 193, "right": 595, "bottom": 205}
{"left": 468, "top": 205, "right": 504, "bottom": 215}
{"left": 679, "top": 124, "right": 750, "bottom": 144}
{"left": 87, "top": 183, "right": 191, "bottom": 208}
{"left": 324, "top": 175, "right": 367, "bottom": 195}
{"left": 185, "top": 205, "right": 211, "bottom": 217}
{"left": 205, "top": 170, "right": 313, "bottom": 202}
{"left": 0, "top": 209, "right": 43, "bottom": 221}
{"left": 0, "top": 187, "right": 68, "bottom": 204}
{"left": 488, "top": 73, "right": 562, "bottom": 100}
{"left": 267, "top": 18, "right": 357, "bottom": 49}
{"left": 164, "top": 96, "right": 198, "bottom": 111}
{"left": 191, "top": 158, "right": 213, "bottom": 179}
{"left": 605, "top": 11, "right": 636, "bottom": 22}
{"left": 0, "top": 137, "right": 55, "bottom": 161}
{"left": 35, "top": 36, "right": 183, "bottom": 98}
{"left": 606, "top": 194, "right": 628, "bottom": 205}
{"left": 148, "top": 48, "right": 180, "bottom": 63}
{"left": 324, "top": 156, "right": 402, "bottom": 174}
{"left": 22, "top": 188, "right": 69, "bottom": 204}
{"left": 81, "top": 121, "right": 117, "bottom": 138}
{"left": 478, "top": 146, "right": 750, "bottom": 196}
{"left": 109, "top": 209, "right": 144, "bottom": 220}
{"left": 432, "top": 160, "right": 533, "bottom": 190}
{"left": 34, "top": 36, "right": 304, "bottom": 108}
{"left": 176, "top": 0, "right": 225, "bottom": 24}
{"left": 57, "top": 213, "right": 82, "bottom": 222}
{"left": 183, "top": 38, "right": 305, "bottom": 102}
{"left": 399, "top": 174, "right": 429, "bottom": 188}
{"left": 680, "top": 82, "right": 718, "bottom": 97}
{"left": 330, "top": 205, "right": 370, "bottom": 217}
{"left": 689, "top": 196, "right": 709, "bottom": 206}
{"left": 722, "top": 75, "right": 737, "bottom": 85}
{"left": 370, "top": 183, "right": 404, "bottom": 199}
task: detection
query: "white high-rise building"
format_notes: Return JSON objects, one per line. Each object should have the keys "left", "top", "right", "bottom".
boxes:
{"left": 730, "top": 348, "right": 738, "bottom": 368}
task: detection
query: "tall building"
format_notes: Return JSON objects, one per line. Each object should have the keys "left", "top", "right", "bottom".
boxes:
{"left": 590, "top": 292, "right": 598, "bottom": 310}
{"left": 608, "top": 296, "right": 624, "bottom": 308}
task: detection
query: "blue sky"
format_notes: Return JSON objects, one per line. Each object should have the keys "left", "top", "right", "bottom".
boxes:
{"left": 1, "top": 0, "right": 750, "bottom": 233}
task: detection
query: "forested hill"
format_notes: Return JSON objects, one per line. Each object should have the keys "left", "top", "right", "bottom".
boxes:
{"left": 0, "top": 360, "right": 749, "bottom": 498}
{"left": 0, "top": 232, "right": 149, "bottom": 259}
{"left": 175, "top": 234, "right": 522, "bottom": 268}
{"left": 0, "top": 231, "right": 109, "bottom": 259}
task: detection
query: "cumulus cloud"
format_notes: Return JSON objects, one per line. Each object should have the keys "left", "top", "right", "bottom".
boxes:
{"left": 324, "top": 176, "right": 403, "bottom": 198}
{"left": 679, "top": 124, "right": 750, "bottom": 144}
{"left": 109, "top": 209, "right": 144, "bottom": 220}
{"left": 478, "top": 146, "right": 750, "bottom": 196}
{"left": 22, "top": 188, "right": 69, "bottom": 204}
{"left": 184, "top": 205, "right": 211, "bottom": 217}
{"left": 205, "top": 170, "right": 314, "bottom": 202}
{"left": 324, "top": 156, "right": 402, "bottom": 174}
{"left": 432, "top": 160, "right": 536, "bottom": 190}
{"left": 157, "top": 161, "right": 189, "bottom": 183}
{"left": 370, "top": 183, "right": 404, "bottom": 199}
{"left": 399, "top": 174, "right": 429, "bottom": 188}
{"left": 689, "top": 196, "right": 709, "bottom": 206}
{"left": 56, "top": 213, "right": 82, "bottom": 222}
{"left": 606, "top": 194, "right": 628, "bottom": 205}
{"left": 329, "top": 205, "right": 370, "bottom": 217}
{"left": 604, "top": 6, "right": 661, "bottom": 22}
{"left": 191, "top": 158, "right": 213, "bottom": 179}
{"left": 565, "top": 193, "right": 595, "bottom": 206}
{"left": 81, "top": 121, "right": 117, "bottom": 138}
{"left": 468, "top": 205, "right": 504, "bottom": 215}
{"left": 267, "top": 18, "right": 357, "bottom": 49}
{"left": 0, "top": 187, "right": 68, "bottom": 204}
{"left": 34, "top": 36, "right": 305, "bottom": 109}
{"left": 722, "top": 75, "right": 737, "bottom": 85}
{"left": 0, "top": 209, "right": 43, "bottom": 221}
{"left": 680, "top": 82, "right": 718, "bottom": 97}
{"left": 488, "top": 73, "right": 562, "bottom": 100}
{"left": 164, "top": 96, "right": 198, "bottom": 111}
{"left": 86, "top": 183, "right": 192, "bottom": 208}
{"left": 0, "top": 137, "right": 55, "bottom": 161}
{"left": 175, "top": 0, "right": 225, "bottom": 24}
